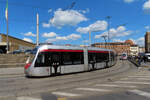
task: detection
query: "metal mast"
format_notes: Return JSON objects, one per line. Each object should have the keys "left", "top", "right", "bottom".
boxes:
{"left": 36, "top": 13, "right": 39, "bottom": 46}
{"left": 6, "top": 0, "right": 9, "bottom": 53}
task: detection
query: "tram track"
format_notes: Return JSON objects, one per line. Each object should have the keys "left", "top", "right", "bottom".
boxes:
{"left": 0, "top": 61, "right": 126, "bottom": 88}
{"left": 0, "top": 60, "right": 137, "bottom": 98}
{"left": 0, "top": 61, "right": 121, "bottom": 86}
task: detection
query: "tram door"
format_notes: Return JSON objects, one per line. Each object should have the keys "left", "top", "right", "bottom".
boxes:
{"left": 88, "top": 53, "right": 96, "bottom": 70}
{"left": 50, "top": 53, "right": 61, "bottom": 75}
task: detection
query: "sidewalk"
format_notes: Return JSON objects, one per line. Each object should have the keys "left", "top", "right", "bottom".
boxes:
{"left": 0, "top": 67, "right": 24, "bottom": 75}
{"left": 141, "top": 62, "right": 150, "bottom": 67}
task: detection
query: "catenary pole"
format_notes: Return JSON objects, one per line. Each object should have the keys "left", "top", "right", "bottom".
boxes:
{"left": 89, "top": 31, "right": 91, "bottom": 46}
{"left": 106, "top": 16, "right": 111, "bottom": 65}
{"left": 36, "top": 13, "right": 39, "bottom": 46}
{"left": 6, "top": 0, "right": 9, "bottom": 53}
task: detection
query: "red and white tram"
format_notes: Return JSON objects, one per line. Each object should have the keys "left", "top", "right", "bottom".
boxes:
{"left": 24, "top": 44, "right": 117, "bottom": 77}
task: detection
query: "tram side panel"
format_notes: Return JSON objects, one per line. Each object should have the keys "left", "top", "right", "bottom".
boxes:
{"left": 60, "top": 52, "right": 85, "bottom": 74}
{"left": 96, "top": 53, "right": 108, "bottom": 69}
{"left": 83, "top": 49, "right": 89, "bottom": 71}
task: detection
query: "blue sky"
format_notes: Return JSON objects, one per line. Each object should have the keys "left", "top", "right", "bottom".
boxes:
{"left": 0, "top": 0, "right": 150, "bottom": 46}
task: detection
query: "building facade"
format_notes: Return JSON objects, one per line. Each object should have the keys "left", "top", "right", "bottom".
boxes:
{"left": 145, "top": 32, "right": 150, "bottom": 53}
{"left": 130, "top": 45, "right": 139, "bottom": 56}
{"left": 92, "top": 42, "right": 130, "bottom": 55}
{"left": 92, "top": 40, "right": 140, "bottom": 56}
{"left": 0, "top": 33, "right": 35, "bottom": 53}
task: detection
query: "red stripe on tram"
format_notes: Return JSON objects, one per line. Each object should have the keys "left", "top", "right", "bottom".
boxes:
{"left": 41, "top": 49, "right": 84, "bottom": 53}
{"left": 88, "top": 51, "right": 109, "bottom": 53}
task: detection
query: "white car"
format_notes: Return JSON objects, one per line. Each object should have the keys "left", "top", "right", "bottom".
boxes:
{"left": 145, "top": 53, "right": 150, "bottom": 61}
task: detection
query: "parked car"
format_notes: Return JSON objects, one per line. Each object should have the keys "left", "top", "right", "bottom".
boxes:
{"left": 9, "top": 50, "right": 24, "bottom": 54}
{"left": 24, "top": 49, "right": 33, "bottom": 54}
{"left": 0, "top": 49, "right": 3, "bottom": 54}
{"left": 145, "top": 53, "right": 150, "bottom": 61}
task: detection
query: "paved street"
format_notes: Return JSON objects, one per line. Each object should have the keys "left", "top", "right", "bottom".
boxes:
{"left": 0, "top": 60, "right": 150, "bottom": 100}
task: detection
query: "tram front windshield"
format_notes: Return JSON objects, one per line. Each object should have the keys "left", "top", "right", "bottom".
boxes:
{"left": 26, "top": 47, "right": 38, "bottom": 64}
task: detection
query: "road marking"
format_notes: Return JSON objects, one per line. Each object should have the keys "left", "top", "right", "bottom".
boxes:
{"left": 114, "top": 81, "right": 150, "bottom": 85}
{"left": 129, "top": 89, "right": 150, "bottom": 98}
{"left": 52, "top": 92, "right": 81, "bottom": 97}
{"left": 76, "top": 88, "right": 111, "bottom": 92}
{"left": 58, "top": 98, "right": 66, "bottom": 100}
{"left": 121, "top": 78, "right": 150, "bottom": 81}
{"left": 95, "top": 84, "right": 136, "bottom": 88}
{"left": 128, "top": 76, "right": 150, "bottom": 78}
{"left": 17, "top": 96, "right": 41, "bottom": 100}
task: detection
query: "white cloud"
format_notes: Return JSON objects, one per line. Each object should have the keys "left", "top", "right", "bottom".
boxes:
{"left": 45, "top": 33, "right": 81, "bottom": 43}
{"left": 42, "top": 32, "right": 57, "bottom": 38}
{"left": 43, "top": 9, "right": 88, "bottom": 28}
{"left": 124, "top": 0, "right": 135, "bottom": 3}
{"left": 42, "top": 23, "right": 51, "bottom": 28}
{"left": 56, "top": 36, "right": 68, "bottom": 41}
{"left": 143, "top": 0, "right": 150, "bottom": 13}
{"left": 23, "top": 38, "right": 33, "bottom": 43}
{"left": 112, "top": 39, "right": 124, "bottom": 42}
{"left": 76, "top": 20, "right": 108, "bottom": 34}
{"left": 79, "top": 8, "right": 90, "bottom": 14}
{"left": 135, "top": 37, "right": 145, "bottom": 46}
{"left": 67, "top": 33, "right": 81, "bottom": 40}
{"left": 95, "top": 26, "right": 132, "bottom": 39}
{"left": 83, "top": 40, "right": 89, "bottom": 43}
{"left": 48, "top": 9, "right": 52, "bottom": 13}
{"left": 24, "top": 32, "right": 36, "bottom": 37}
{"left": 145, "top": 25, "right": 150, "bottom": 31}
{"left": 46, "top": 38, "right": 57, "bottom": 43}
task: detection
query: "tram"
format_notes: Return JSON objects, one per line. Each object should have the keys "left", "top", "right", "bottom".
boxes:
{"left": 24, "top": 44, "right": 117, "bottom": 77}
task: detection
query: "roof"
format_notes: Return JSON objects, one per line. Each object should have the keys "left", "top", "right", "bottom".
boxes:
{"left": 125, "top": 40, "right": 134, "bottom": 45}
{"left": 92, "top": 42, "right": 130, "bottom": 45}
{"left": 0, "top": 33, "right": 36, "bottom": 45}
{"left": 37, "top": 44, "right": 114, "bottom": 52}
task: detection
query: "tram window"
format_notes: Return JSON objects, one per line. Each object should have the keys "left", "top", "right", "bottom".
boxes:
{"left": 62, "top": 52, "right": 72, "bottom": 65}
{"left": 88, "top": 53, "right": 96, "bottom": 63}
{"left": 72, "top": 52, "right": 83, "bottom": 64}
{"left": 105, "top": 53, "right": 109, "bottom": 61}
{"left": 35, "top": 52, "right": 51, "bottom": 67}
{"left": 51, "top": 53, "right": 60, "bottom": 62}
{"left": 35, "top": 53, "right": 45, "bottom": 67}
{"left": 96, "top": 53, "right": 103, "bottom": 62}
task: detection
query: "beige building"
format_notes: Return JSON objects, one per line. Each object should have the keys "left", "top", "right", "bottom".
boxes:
{"left": 130, "top": 45, "right": 139, "bottom": 56}
{"left": 0, "top": 33, "right": 35, "bottom": 53}
{"left": 139, "top": 47, "right": 145, "bottom": 53}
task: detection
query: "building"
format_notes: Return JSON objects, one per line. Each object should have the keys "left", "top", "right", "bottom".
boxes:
{"left": 139, "top": 47, "right": 145, "bottom": 53}
{"left": 92, "top": 42, "right": 130, "bottom": 55}
{"left": 130, "top": 45, "right": 139, "bottom": 56}
{"left": 0, "top": 33, "right": 35, "bottom": 53}
{"left": 92, "top": 40, "right": 139, "bottom": 56}
{"left": 145, "top": 32, "right": 150, "bottom": 53}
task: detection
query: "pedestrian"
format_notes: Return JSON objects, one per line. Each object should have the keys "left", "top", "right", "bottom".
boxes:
{"left": 138, "top": 56, "right": 141, "bottom": 66}
{"left": 144, "top": 56, "right": 147, "bottom": 63}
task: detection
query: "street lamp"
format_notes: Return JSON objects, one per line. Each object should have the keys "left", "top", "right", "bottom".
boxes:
{"left": 101, "top": 35, "right": 107, "bottom": 48}
{"left": 106, "top": 16, "right": 111, "bottom": 43}
{"left": 106, "top": 16, "right": 112, "bottom": 65}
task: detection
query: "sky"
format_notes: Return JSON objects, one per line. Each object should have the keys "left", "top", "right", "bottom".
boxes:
{"left": 0, "top": 0, "right": 150, "bottom": 46}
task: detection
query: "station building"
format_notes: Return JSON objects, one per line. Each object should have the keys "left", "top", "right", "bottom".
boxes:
{"left": 0, "top": 33, "right": 35, "bottom": 53}
{"left": 92, "top": 42, "right": 130, "bottom": 55}
{"left": 92, "top": 40, "right": 141, "bottom": 56}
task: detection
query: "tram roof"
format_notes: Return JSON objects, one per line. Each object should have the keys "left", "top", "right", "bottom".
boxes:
{"left": 37, "top": 44, "right": 114, "bottom": 52}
